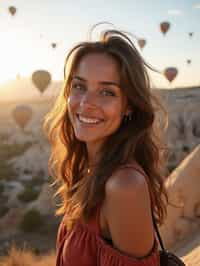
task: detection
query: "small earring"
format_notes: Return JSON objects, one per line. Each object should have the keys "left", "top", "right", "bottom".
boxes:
{"left": 128, "top": 112, "right": 132, "bottom": 121}
{"left": 124, "top": 112, "right": 132, "bottom": 123}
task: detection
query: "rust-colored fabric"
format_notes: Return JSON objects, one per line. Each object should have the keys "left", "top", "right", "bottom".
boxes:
{"left": 56, "top": 162, "right": 160, "bottom": 266}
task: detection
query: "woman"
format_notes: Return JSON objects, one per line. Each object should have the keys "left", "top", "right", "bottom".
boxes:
{"left": 44, "top": 28, "right": 168, "bottom": 265}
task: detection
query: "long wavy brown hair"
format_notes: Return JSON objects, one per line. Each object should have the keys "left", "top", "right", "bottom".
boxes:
{"left": 44, "top": 28, "right": 169, "bottom": 230}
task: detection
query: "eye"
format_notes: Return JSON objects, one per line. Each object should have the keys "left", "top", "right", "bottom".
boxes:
{"left": 100, "top": 89, "right": 116, "bottom": 97}
{"left": 71, "top": 83, "right": 86, "bottom": 92}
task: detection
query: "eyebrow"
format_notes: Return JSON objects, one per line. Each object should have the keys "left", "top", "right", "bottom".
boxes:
{"left": 73, "top": 76, "right": 120, "bottom": 88}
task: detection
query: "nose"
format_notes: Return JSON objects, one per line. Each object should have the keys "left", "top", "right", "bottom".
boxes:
{"left": 80, "top": 91, "right": 97, "bottom": 108}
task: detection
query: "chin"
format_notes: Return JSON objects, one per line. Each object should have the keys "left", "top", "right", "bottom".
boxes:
{"left": 75, "top": 135, "right": 98, "bottom": 143}
{"left": 74, "top": 132, "right": 106, "bottom": 144}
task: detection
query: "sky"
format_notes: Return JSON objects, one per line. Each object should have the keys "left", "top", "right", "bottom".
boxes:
{"left": 0, "top": 0, "right": 200, "bottom": 90}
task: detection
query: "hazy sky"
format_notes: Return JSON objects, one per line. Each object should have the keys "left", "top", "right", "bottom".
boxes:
{"left": 0, "top": 0, "right": 200, "bottom": 89}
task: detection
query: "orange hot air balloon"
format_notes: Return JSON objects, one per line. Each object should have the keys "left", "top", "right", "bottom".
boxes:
{"left": 187, "top": 59, "right": 191, "bottom": 65}
{"left": 51, "top": 43, "right": 57, "bottom": 48}
{"left": 32, "top": 70, "right": 51, "bottom": 93}
{"left": 160, "top": 22, "right": 170, "bottom": 35}
{"left": 9, "top": 6, "right": 17, "bottom": 16}
{"left": 164, "top": 67, "right": 178, "bottom": 83}
{"left": 137, "top": 39, "right": 146, "bottom": 50}
{"left": 12, "top": 105, "right": 32, "bottom": 129}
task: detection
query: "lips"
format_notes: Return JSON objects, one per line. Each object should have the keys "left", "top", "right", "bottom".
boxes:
{"left": 76, "top": 114, "right": 103, "bottom": 125}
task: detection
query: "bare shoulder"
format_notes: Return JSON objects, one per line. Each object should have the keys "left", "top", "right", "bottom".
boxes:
{"left": 104, "top": 165, "right": 155, "bottom": 258}
{"left": 106, "top": 164, "right": 148, "bottom": 192}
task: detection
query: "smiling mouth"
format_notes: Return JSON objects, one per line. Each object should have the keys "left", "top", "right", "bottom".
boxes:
{"left": 77, "top": 114, "right": 103, "bottom": 125}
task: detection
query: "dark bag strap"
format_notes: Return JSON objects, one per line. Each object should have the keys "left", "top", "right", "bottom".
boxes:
{"left": 127, "top": 163, "right": 167, "bottom": 252}
{"left": 152, "top": 212, "right": 166, "bottom": 251}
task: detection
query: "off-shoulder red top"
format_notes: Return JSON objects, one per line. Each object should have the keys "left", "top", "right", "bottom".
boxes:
{"left": 56, "top": 163, "right": 160, "bottom": 266}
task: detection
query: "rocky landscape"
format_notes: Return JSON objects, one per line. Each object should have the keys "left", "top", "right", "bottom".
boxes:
{"left": 0, "top": 85, "right": 199, "bottom": 264}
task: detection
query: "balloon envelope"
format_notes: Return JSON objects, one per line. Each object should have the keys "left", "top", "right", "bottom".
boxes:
{"left": 160, "top": 22, "right": 170, "bottom": 35}
{"left": 51, "top": 43, "right": 57, "bottom": 48}
{"left": 164, "top": 67, "right": 178, "bottom": 83}
{"left": 32, "top": 70, "right": 51, "bottom": 93}
{"left": 9, "top": 6, "right": 16, "bottom": 16}
{"left": 187, "top": 59, "right": 191, "bottom": 65}
{"left": 12, "top": 105, "right": 32, "bottom": 129}
{"left": 137, "top": 39, "right": 146, "bottom": 49}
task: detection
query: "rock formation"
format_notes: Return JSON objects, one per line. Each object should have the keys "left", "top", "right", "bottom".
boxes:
{"left": 160, "top": 144, "right": 200, "bottom": 249}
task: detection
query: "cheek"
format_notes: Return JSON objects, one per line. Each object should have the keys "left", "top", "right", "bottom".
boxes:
{"left": 105, "top": 101, "right": 124, "bottom": 121}
{"left": 67, "top": 94, "right": 79, "bottom": 113}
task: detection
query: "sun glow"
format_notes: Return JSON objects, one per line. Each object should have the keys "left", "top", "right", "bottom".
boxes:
{"left": 0, "top": 27, "right": 55, "bottom": 86}
{"left": 0, "top": 31, "right": 19, "bottom": 83}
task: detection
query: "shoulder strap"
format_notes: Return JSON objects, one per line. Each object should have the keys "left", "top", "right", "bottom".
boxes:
{"left": 152, "top": 213, "right": 166, "bottom": 251}
{"left": 122, "top": 161, "right": 166, "bottom": 251}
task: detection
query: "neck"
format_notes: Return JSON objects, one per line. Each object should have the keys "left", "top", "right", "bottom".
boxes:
{"left": 86, "top": 142, "right": 102, "bottom": 168}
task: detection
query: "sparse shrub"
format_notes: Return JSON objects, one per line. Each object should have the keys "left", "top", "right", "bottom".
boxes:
{"left": 22, "top": 175, "right": 45, "bottom": 191}
{"left": 0, "top": 160, "right": 17, "bottom": 180}
{"left": 0, "top": 182, "right": 5, "bottom": 194}
{"left": 0, "top": 194, "right": 9, "bottom": 205}
{"left": 0, "top": 244, "right": 36, "bottom": 266}
{"left": 17, "top": 186, "right": 40, "bottom": 203}
{"left": 182, "top": 145, "right": 190, "bottom": 152}
{"left": 0, "top": 142, "right": 32, "bottom": 180}
{"left": 20, "top": 209, "right": 44, "bottom": 233}
{"left": 0, "top": 142, "right": 33, "bottom": 161}
{"left": 29, "top": 175, "right": 45, "bottom": 187}
{"left": 0, "top": 244, "right": 56, "bottom": 266}
{"left": 0, "top": 132, "right": 9, "bottom": 142}
{"left": 23, "top": 169, "right": 32, "bottom": 175}
{"left": 0, "top": 205, "right": 9, "bottom": 218}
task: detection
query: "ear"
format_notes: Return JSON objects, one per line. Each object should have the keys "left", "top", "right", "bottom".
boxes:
{"left": 125, "top": 106, "right": 132, "bottom": 116}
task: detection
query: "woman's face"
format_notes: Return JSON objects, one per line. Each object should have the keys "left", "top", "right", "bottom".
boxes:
{"left": 67, "top": 53, "right": 129, "bottom": 147}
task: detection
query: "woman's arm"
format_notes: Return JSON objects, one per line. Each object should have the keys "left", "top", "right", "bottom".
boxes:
{"left": 104, "top": 167, "right": 155, "bottom": 259}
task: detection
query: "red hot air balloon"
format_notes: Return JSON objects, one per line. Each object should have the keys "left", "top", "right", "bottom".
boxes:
{"left": 164, "top": 67, "right": 178, "bottom": 83}
{"left": 9, "top": 6, "right": 17, "bottom": 16}
{"left": 160, "top": 22, "right": 170, "bottom": 35}
{"left": 32, "top": 70, "right": 51, "bottom": 93}
{"left": 12, "top": 105, "right": 32, "bottom": 130}
{"left": 137, "top": 39, "right": 146, "bottom": 50}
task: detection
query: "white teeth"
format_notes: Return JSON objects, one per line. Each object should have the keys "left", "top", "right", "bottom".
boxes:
{"left": 78, "top": 115, "right": 101, "bottom": 124}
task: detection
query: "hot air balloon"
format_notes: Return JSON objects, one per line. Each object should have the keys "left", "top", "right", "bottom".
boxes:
{"left": 51, "top": 43, "right": 57, "bottom": 49}
{"left": 188, "top": 32, "right": 193, "bottom": 38}
{"left": 32, "top": 70, "right": 51, "bottom": 93}
{"left": 12, "top": 105, "right": 32, "bottom": 130}
{"left": 137, "top": 39, "right": 146, "bottom": 50}
{"left": 187, "top": 59, "right": 191, "bottom": 65}
{"left": 9, "top": 6, "right": 16, "bottom": 16}
{"left": 160, "top": 22, "right": 170, "bottom": 35}
{"left": 164, "top": 67, "right": 178, "bottom": 83}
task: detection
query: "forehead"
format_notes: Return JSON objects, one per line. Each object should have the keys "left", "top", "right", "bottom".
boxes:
{"left": 74, "top": 53, "right": 120, "bottom": 83}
